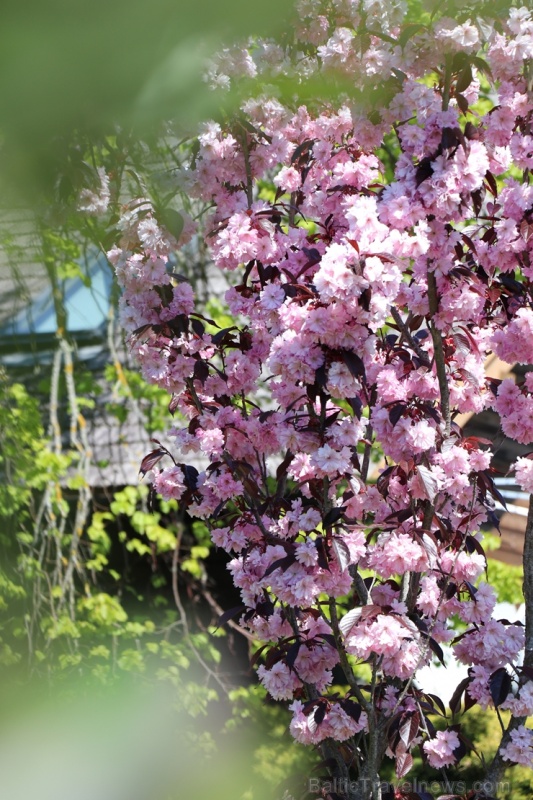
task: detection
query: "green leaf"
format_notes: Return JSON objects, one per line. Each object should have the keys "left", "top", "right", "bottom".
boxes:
{"left": 159, "top": 208, "right": 184, "bottom": 241}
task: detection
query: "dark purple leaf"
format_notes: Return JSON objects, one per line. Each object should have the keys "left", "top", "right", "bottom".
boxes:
{"left": 452, "top": 731, "right": 468, "bottom": 762}
{"left": 193, "top": 359, "right": 209, "bottom": 384}
{"left": 309, "top": 701, "right": 327, "bottom": 732}
{"left": 181, "top": 464, "right": 199, "bottom": 491}
{"left": 216, "top": 605, "right": 246, "bottom": 630}
{"left": 384, "top": 507, "right": 412, "bottom": 524}
{"left": 168, "top": 270, "right": 190, "bottom": 284}
{"left": 301, "top": 246, "right": 321, "bottom": 264}
{"left": 456, "top": 93, "right": 469, "bottom": 115}
{"left": 389, "top": 403, "right": 406, "bottom": 427}
{"left": 190, "top": 311, "right": 219, "bottom": 327}
{"left": 520, "top": 219, "right": 533, "bottom": 243}
{"left": 315, "top": 363, "right": 328, "bottom": 387}
{"left": 424, "top": 692, "right": 446, "bottom": 716}
{"left": 262, "top": 554, "right": 296, "bottom": 579}
{"left": 285, "top": 641, "right": 301, "bottom": 669}
{"left": 456, "top": 63, "right": 473, "bottom": 93}
{"left": 421, "top": 404, "right": 441, "bottom": 426}
{"left": 315, "top": 537, "right": 330, "bottom": 571}
{"left": 291, "top": 139, "right": 315, "bottom": 165}
{"left": 482, "top": 225, "right": 497, "bottom": 244}
{"left": 323, "top": 507, "right": 346, "bottom": 527}
{"left": 399, "top": 711, "right": 420, "bottom": 748}
{"left": 449, "top": 676, "right": 470, "bottom": 715}
{"left": 131, "top": 322, "right": 152, "bottom": 339}
{"left": 169, "top": 394, "right": 180, "bottom": 415}
{"left": 441, "top": 126, "right": 463, "bottom": 152}
{"left": 315, "top": 633, "right": 336, "bottom": 648}
{"left": 190, "top": 317, "right": 205, "bottom": 337}
{"left": 358, "top": 287, "right": 372, "bottom": 311}
{"left": 409, "top": 614, "right": 428, "bottom": 635}
{"left": 428, "top": 637, "right": 445, "bottom": 666}
{"left": 340, "top": 698, "right": 362, "bottom": 721}
{"left": 395, "top": 752, "right": 413, "bottom": 779}
{"left": 341, "top": 350, "right": 366, "bottom": 381}
{"left": 486, "top": 476, "right": 508, "bottom": 509}
{"left": 464, "top": 688, "right": 478, "bottom": 712}
{"left": 472, "top": 188, "right": 485, "bottom": 217}
{"left": 250, "top": 642, "right": 273, "bottom": 668}
{"left": 489, "top": 668, "right": 512, "bottom": 707}
{"left": 417, "top": 464, "right": 439, "bottom": 503}
{"left": 416, "top": 156, "right": 434, "bottom": 186}
{"left": 485, "top": 170, "right": 498, "bottom": 197}
{"left": 211, "top": 326, "right": 239, "bottom": 345}
{"left": 338, "top": 607, "right": 363, "bottom": 637}
{"left": 377, "top": 465, "right": 394, "bottom": 497}
{"left": 139, "top": 448, "right": 168, "bottom": 477}
{"left": 331, "top": 536, "right": 351, "bottom": 572}
{"left": 464, "top": 535, "right": 486, "bottom": 559}
{"left": 347, "top": 396, "right": 363, "bottom": 419}
{"left": 464, "top": 122, "right": 479, "bottom": 141}
{"left": 276, "top": 451, "right": 294, "bottom": 480}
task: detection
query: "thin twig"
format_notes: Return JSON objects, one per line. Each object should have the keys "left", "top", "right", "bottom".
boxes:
{"left": 360, "top": 423, "right": 374, "bottom": 484}
{"left": 427, "top": 270, "right": 451, "bottom": 437}
{"left": 172, "top": 526, "right": 229, "bottom": 695}
{"left": 328, "top": 598, "right": 373, "bottom": 713}
{"left": 239, "top": 124, "right": 254, "bottom": 209}
{"left": 390, "top": 307, "right": 430, "bottom": 367}
{"left": 202, "top": 588, "right": 255, "bottom": 642}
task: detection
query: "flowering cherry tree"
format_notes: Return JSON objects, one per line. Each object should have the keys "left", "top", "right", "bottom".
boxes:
{"left": 106, "top": 3, "right": 533, "bottom": 798}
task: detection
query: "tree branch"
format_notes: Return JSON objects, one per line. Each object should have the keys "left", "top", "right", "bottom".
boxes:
{"left": 390, "top": 307, "right": 430, "bottom": 368}
{"left": 484, "top": 494, "right": 533, "bottom": 789}
{"left": 427, "top": 269, "right": 451, "bottom": 437}
{"left": 171, "top": 526, "right": 229, "bottom": 695}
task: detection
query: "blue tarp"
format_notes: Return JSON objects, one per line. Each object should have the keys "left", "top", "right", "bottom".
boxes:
{"left": 0, "top": 252, "right": 113, "bottom": 338}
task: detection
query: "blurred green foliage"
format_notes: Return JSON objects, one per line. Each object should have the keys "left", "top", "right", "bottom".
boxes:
{"left": 0, "top": 0, "right": 292, "bottom": 201}
{"left": 0, "top": 373, "right": 210, "bottom": 707}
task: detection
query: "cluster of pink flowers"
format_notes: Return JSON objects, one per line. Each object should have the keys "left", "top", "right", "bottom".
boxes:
{"left": 515, "top": 456, "right": 533, "bottom": 495}
{"left": 491, "top": 307, "right": 533, "bottom": 365}
{"left": 110, "top": 3, "right": 533, "bottom": 791}
{"left": 501, "top": 725, "right": 533, "bottom": 769}
{"left": 423, "top": 729, "right": 460, "bottom": 769}
{"left": 494, "top": 374, "right": 533, "bottom": 445}
{"left": 290, "top": 697, "right": 367, "bottom": 745}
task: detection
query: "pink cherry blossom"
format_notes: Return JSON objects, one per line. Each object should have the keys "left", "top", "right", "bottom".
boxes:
{"left": 515, "top": 456, "right": 533, "bottom": 494}
{"left": 423, "top": 730, "right": 460, "bottom": 768}
{"left": 501, "top": 726, "right": 533, "bottom": 768}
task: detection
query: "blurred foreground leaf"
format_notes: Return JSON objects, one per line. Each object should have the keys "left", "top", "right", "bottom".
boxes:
{"left": 0, "top": 0, "right": 292, "bottom": 198}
